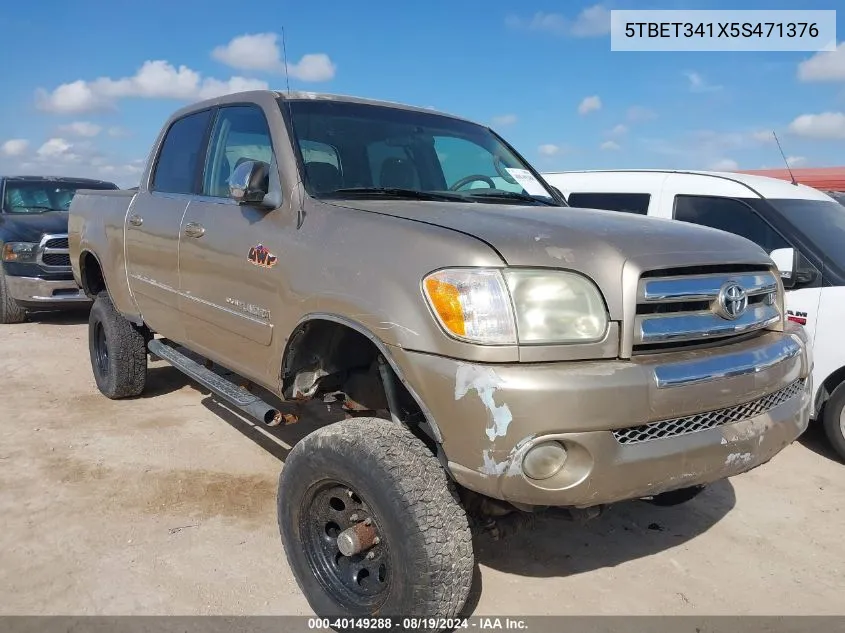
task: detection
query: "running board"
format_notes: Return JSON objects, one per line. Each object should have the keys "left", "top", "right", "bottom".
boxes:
{"left": 148, "top": 339, "right": 283, "bottom": 425}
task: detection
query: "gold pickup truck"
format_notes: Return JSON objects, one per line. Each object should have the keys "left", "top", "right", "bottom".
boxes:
{"left": 68, "top": 90, "right": 812, "bottom": 625}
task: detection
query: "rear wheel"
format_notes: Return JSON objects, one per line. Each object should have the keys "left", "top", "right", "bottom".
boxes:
{"left": 88, "top": 292, "right": 147, "bottom": 398}
{"left": 0, "top": 269, "right": 26, "bottom": 324}
{"left": 822, "top": 383, "right": 845, "bottom": 463}
{"left": 278, "top": 418, "right": 474, "bottom": 626}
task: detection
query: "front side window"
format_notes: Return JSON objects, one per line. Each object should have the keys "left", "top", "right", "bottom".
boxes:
{"left": 284, "top": 99, "right": 561, "bottom": 205}
{"left": 674, "top": 195, "right": 789, "bottom": 253}
{"left": 2, "top": 180, "right": 116, "bottom": 214}
{"left": 152, "top": 109, "right": 213, "bottom": 194}
{"left": 567, "top": 192, "right": 650, "bottom": 215}
{"left": 202, "top": 105, "right": 275, "bottom": 198}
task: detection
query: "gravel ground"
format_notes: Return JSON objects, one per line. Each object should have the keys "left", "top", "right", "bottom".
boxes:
{"left": 1, "top": 310, "right": 843, "bottom": 616}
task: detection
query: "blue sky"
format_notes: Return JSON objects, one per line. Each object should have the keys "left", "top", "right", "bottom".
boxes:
{"left": 0, "top": 0, "right": 843, "bottom": 187}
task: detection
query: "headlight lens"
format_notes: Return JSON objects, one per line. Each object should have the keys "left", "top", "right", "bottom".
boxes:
{"left": 504, "top": 270, "right": 608, "bottom": 343}
{"left": 423, "top": 268, "right": 609, "bottom": 345}
{"left": 423, "top": 269, "right": 517, "bottom": 344}
{"left": 2, "top": 242, "right": 38, "bottom": 264}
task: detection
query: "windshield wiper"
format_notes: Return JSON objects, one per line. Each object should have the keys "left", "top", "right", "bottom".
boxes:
{"left": 327, "top": 187, "right": 468, "bottom": 202}
{"left": 462, "top": 191, "right": 559, "bottom": 206}
{"left": 12, "top": 205, "right": 56, "bottom": 212}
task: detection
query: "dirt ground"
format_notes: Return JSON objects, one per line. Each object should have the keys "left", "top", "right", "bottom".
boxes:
{"left": 1, "top": 309, "right": 844, "bottom": 616}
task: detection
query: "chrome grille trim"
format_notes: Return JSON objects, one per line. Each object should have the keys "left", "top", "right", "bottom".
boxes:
{"left": 639, "top": 272, "right": 778, "bottom": 303}
{"left": 636, "top": 304, "right": 780, "bottom": 344}
{"left": 612, "top": 378, "right": 806, "bottom": 445}
{"left": 36, "top": 233, "right": 71, "bottom": 270}
{"left": 633, "top": 269, "right": 780, "bottom": 348}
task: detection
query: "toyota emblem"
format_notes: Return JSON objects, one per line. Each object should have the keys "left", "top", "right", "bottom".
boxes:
{"left": 716, "top": 282, "right": 748, "bottom": 320}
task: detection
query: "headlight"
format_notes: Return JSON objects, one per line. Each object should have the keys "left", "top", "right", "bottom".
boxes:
{"left": 422, "top": 268, "right": 608, "bottom": 345}
{"left": 504, "top": 270, "right": 608, "bottom": 343}
{"left": 2, "top": 242, "right": 38, "bottom": 264}
{"left": 423, "top": 269, "right": 517, "bottom": 344}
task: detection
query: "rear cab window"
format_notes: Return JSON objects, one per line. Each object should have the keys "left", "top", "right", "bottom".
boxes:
{"left": 151, "top": 109, "right": 214, "bottom": 194}
{"left": 567, "top": 192, "right": 650, "bottom": 215}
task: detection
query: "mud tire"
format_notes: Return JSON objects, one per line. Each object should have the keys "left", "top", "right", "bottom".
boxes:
{"left": 278, "top": 417, "right": 474, "bottom": 626}
{"left": 822, "top": 383, "right": 845, "bottom": 463}
{"left": 88, "top": 292, "right": 147, "bottom": 398}
{"left": 0, "top": 268, "right": 26, "bottom": 324}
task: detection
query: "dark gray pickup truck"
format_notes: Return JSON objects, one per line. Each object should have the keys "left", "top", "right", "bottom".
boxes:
{"left": 0, "top": 175, "right": 117, "bottom": 322}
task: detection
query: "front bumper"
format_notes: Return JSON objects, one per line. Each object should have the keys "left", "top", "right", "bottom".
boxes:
{"left": 4, "top": 275, "right": 91, "bottom": 307}
{"left": 390, "top": 327, "right": 812, "bottom": 508}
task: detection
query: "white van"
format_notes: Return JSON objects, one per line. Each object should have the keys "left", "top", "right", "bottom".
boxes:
{"left": 542, "top": 169, "right": 845, "bottom": 461}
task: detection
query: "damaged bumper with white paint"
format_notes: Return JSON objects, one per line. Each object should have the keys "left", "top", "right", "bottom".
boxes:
{"left": 389, "top": 326, "right": 812, "bottom": 508}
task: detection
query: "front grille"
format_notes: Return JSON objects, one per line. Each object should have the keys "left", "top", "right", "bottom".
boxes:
{"left": 44, "top": 237, "right": 69, "bottom": 249}
{"left": 42, "top": 253, "right": 71, "bottom": 266}
{"left": 633, "top": 266, "right": 781, "bottom": 353}
{"left": 37, "top": 233, "right": 71, "bottom": 270}
{"left": 612, "top": 378, "right": 805, "bottom": 445}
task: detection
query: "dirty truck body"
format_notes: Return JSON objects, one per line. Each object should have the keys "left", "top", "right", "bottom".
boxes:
{"left": 69, "top": 90, "right": 812, "bottom": 621}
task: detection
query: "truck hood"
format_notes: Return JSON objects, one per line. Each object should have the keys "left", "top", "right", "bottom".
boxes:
{"left": 0, "top": 211, "right": 68, "bottom": 242}
{"left": 327, "top": 199, "right": 775, "bottom": 319}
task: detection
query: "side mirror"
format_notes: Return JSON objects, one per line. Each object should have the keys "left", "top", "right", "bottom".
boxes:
{"left": 229, "top": 160, "right": 271, "bottom": 205}
{"left": 769, "top": 247, "right": 796, "bottom": 288}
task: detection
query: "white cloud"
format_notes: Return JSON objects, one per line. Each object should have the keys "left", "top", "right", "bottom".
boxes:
{"left": 789, "top": 112, "right": 845, "bottom": 140}
{"left": 538, "top": 144, "right": 561, "bottom": 156}
{"left": 709, "top": 158, "right": 739, "bottom": 171}
{"left": 786, "top": 155, "right": 806, "bottom": 167}
{"left": 607, "top": 124, "right": 627, "bottom": 137}
{"left": 36, "top": 60, "right": 270, "bottom": 114}
{"left": 1, "top": 139, "right": 29, "bottom": 157}
{"left": 492, "top": 114, "right": 518, "bottom": 126}
{"left": 37, "top": 138, "right": 79, "bottom": 161}
{"left": 578, "top": 95, "right": 602, "bottom": 115}
{"left": 108, "top": 126, "right": 131, "bottom": 138}
{"left": 211, "top": 33, "right": 336, "bottom": 82}
{"left": 505, "top": 5, "right": 610, "bottom": 37}
{"left": 750, "top": 130, "right": 776, "bottom": 143}
{"left": 684, "top": 71, "right": 722, "bottom": 93}
{"left": 798, "top": 42, "right": 845, "bottom": 82}
{"left": 600, "top": 140, "right": 620, "bottom": 151}
{"left": 626, "top": 106, "right": 657, "bottom": 122}
{"left": 58, "top": 121, "right": 102, "bottom": 137}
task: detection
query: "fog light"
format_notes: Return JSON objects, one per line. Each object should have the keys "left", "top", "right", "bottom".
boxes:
{"left": 522, "top": 441, "right": 567, "bottom": 480}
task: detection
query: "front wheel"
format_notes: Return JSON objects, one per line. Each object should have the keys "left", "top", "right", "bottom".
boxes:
{"left": 822, "top": 383, "right": 845, "bottom": 463}
{"left": 88, "top": 292, "right": 147, "bottom": 398}
{"left": 0, "top": 269, "right": 26, "bottom": 324}
{"left": 277, "top": 418, "right": 474, "bottom": 626}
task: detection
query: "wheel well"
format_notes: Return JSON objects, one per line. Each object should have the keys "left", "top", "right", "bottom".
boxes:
{"left": 817, "top": 366, "right": 845, "bottom": 416}
{"left": 282, "top": 319, "right": 438, "bottom": 450}
{"left": 80, "top": 251, "right": 106, "bottom": 297}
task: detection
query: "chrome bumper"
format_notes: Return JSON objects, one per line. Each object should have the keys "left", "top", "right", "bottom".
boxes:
{"left": 4, "top": 275, "right": 90, "bottom": 305}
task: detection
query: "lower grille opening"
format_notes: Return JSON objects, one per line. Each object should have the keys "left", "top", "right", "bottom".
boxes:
{"left": 612, "top": 378, "right": 806, "bottom": 445}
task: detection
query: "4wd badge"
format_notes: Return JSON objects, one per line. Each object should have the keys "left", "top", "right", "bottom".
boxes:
{"left": 248, "top": 244, "right": 278, "bottom": 268}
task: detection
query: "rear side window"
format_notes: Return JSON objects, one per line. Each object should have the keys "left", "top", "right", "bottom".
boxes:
{"left": 674, "top": 195, "right": 789, "bottom": 252}
{"left": 152, "top": 109, "right": 213, "bottom": 194}
{"left": 567, "top": 192, "right": 650, "bottom": 215}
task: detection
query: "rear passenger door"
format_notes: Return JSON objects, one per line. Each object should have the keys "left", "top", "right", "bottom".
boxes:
{"left": 178, "top": 104, "right": 283, "bottom": 378}
{"left": 125, "top": 108, "right": 213, "bottom": 340}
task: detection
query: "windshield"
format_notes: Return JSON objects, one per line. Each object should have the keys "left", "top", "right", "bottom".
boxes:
{"left": 281, "top": 99, "right": 561, "bottom": 205}
{"left": 767, "top": 198, "right": 845, "bottom": 270}
{"left": 2, "top": 180, "right": 116, "bottom": 214}
{"left": 826, "top": 191, "right": 845, "bottom": 207}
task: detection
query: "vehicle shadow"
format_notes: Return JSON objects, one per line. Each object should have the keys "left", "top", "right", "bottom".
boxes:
{"left": 472, "top": 479, "right": 735, "bottom": 582}
{"left": 24, "top": 307, "right": 90, "bottom": 325}
{"left": 798, "top": 420, "right": 842, "bottom": 464}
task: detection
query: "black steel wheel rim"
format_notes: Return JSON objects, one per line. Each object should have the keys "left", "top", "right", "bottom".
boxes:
{"left": 94, "top": 321, "right": 109, "bottom": 377}
{"left": 300, "top": 480, "right": 391, "bottom": 610}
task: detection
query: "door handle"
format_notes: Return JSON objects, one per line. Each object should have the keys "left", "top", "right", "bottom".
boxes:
{"left": 128, "top": 214, "right": 143, "bottom": 227}
{"left": 183, "top": 222, "right": 206, "bottom": 238}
